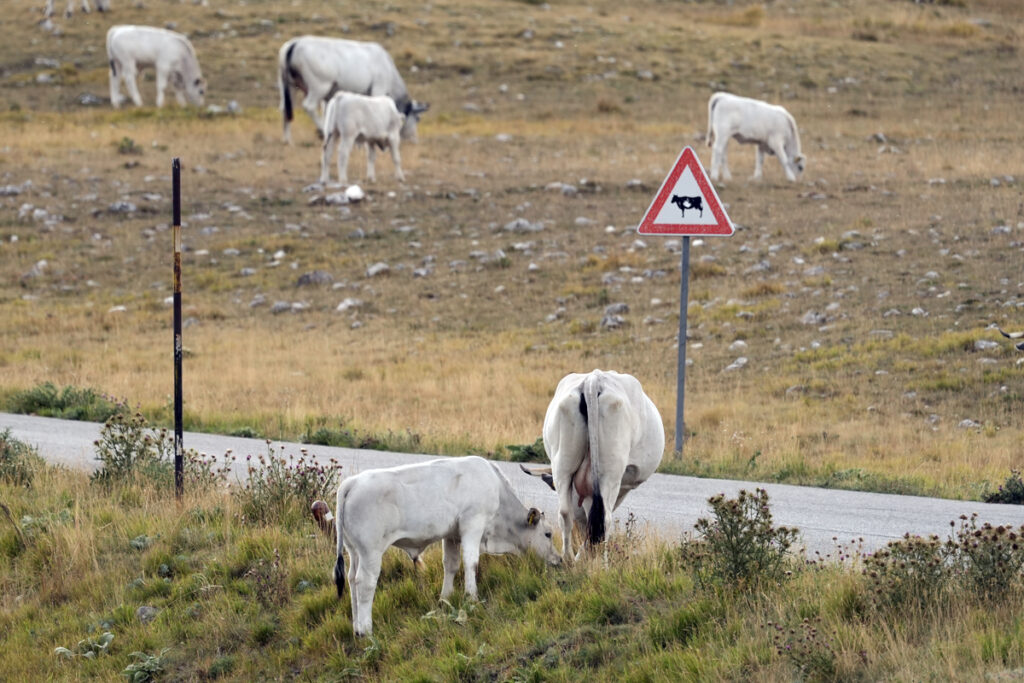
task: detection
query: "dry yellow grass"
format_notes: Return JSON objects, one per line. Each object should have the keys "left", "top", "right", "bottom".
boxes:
{"left": 1, "top": 0, "right": 1022, "bottom": 496}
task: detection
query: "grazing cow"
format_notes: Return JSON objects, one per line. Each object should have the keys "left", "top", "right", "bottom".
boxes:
{"left": 334, "top": 456, "right": 561, "bottom": 637}
{"left": 278, "top": 36, "right": 428, "bottom": 144}
{"left": 320, "top": 93, "right": 416, "bottom": 185}
{"left": 706, "top": 92, "right": 805, "bottom": 182}
{"left": 671, "top": 194, "right": 703, "bottom": 218}
{"left": 44, "top": 0, "right": 108, "bottom": 18}
{"left": 106, "top": 25, "right": 205, "bottom": 109}
{"left": 522, "top": 370, "right": 665, "bottom": 563}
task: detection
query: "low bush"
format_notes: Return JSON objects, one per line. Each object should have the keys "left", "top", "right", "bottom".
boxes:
{"left": 7, "top": 382, "right": 122, "bottom": 422}
{"left": 234, "top": 443, "right": 342, "bottom": 525}
{"left": 863, "top": 533, "right": 949, "bottom": 612}
{"left": 505, "top": 437, "right": 547, "bottom": 463}
{"left": 0, "top": 428, "right": 43, "bottom": 487}
{"left": 983, "top": 470, "right": 1024, "bottom": 505}
{"left": 680, "top": 488, "right": 799, "bottom": 590}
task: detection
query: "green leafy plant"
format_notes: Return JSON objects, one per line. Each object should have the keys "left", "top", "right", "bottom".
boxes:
{"left": 680, "top": 488, "right": 799, "bottom": 589}
{"left": 121, "top": 648, "right": 170, "bottom": 682}
{"left": 54, "top": 631, "right": 114, "bottom": 660}
{"left": 91, "top": 411, "right": 173, "bottom": 487}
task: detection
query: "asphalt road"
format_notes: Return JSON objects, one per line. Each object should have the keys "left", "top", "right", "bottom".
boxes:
{"left": 5, "top": 412, "right": 1024, "bottom": 558}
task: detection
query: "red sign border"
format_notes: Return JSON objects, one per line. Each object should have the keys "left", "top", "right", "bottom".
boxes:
{"left": 637, "top": 146, "right": 734, "bottom": 236}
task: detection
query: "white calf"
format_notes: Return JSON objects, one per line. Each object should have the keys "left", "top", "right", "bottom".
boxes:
{"left": 706, "top": 92, "right": 805, "bottom": 182}
{"left": 320, "top": 93, "right": 408, "bottom": 185}
{"left": 107, "top": 25, "right": 205, "bottom": 109}
{"left": 334, "top": 456, "right": 561, "bottom": 637}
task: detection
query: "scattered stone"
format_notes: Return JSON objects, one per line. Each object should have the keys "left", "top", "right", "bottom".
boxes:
{"left": 724, "top": 357, "right": 748, "bottom": 372}
{"left": 503, "top": 218, "right": 544, "bottom": 233}
{"left": 108, "top": 305, "right": 127, "bottom": 314}
{"left": 604, "top": 302, "right": 629, "bottom": 316}
{"left": 250, "top": 294, "right": 266, "bottom": 307}
{"left": 957, "top": 419, "right": 980, "bottom": 429}
{"left": 336, "top": 298, "right": 363, "bottom": 312}
{"left": 270, "top": 301, "right": 291, "bottom": 314}
{"left": 346, "top": 185, "right": 365, "bottom": 203}
{"left": 108, "top": 201, "right": 137, "bottom": 213}
{"left": 728, "top": 340, "right": 748, "bottom": 352}
{"left": 974, "top": 340, "right": 999, "bottom": 352}
{"left": 136, "top": 606, "right": 159, "bottom": 625}
{"left": 365, "top": 262, "right": 390, "bottom": 277}
{"left": 801, "top": 310, "right": 826, "bottom": 326}
{"left": 911, "top": 307, "right": 928, "bottom": 317}
{"left": 324, "top": 192, "right": 349, "bottom": 205}
{"left": 296, "top": 270, "right": 333, "bottom": 287}
{"left": 601, "top": 314, "right": 625, "bottom": 329}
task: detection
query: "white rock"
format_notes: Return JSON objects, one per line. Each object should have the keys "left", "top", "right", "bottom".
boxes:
{"left": 365, "top": 262, "right": 389, "bottom": 277}
{"left": 345, "top": 185, "right": 365, "bottom": 202}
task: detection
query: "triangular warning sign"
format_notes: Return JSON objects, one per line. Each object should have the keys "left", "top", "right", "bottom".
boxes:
{"left": 637, "top": 146, "right": 734, "bottom": 236}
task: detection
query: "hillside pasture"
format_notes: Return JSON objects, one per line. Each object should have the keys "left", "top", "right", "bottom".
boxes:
{"left": 0, "top": 0, "right": 1022, "bottom": 498}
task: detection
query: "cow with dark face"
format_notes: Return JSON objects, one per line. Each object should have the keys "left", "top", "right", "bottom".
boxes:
{"left": 670, "top": 194, "right": 703, "bottom": 218}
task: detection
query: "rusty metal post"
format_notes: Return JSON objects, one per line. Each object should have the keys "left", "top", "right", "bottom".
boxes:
{"left": 172, "top": 158, "right": 183, "bottom": 498}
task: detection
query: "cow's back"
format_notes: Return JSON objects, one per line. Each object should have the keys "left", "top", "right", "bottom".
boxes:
{"left": 108, "top": 25, "right": 186, "bottom": 65}
{"left": 293, "top": 36, "right": 406, "bottom": 102}
{"left": 339, "top": 457, "right": 502, "bottom": 549}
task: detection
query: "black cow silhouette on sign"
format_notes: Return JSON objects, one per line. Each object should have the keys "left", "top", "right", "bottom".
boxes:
{"left": 671, "top": 194, "right": 703, "bottom": 218}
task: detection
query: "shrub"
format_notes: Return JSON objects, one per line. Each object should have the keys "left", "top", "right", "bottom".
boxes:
{"left": 948, "top": 514, "right": 1024, "bottom": 602}
{"left": 0, "top": 428, "right": 43, "bottom": 487}
{"left": 92, "top": 411, "right": 232, "bottom": 491}
{"left": 505, "top": 437, "right": 547, "bottom": 463}
{"left": 680, "top": 488, "right": 799, "bottom": 590}
{"left": 768, "top": 617, "right": 837, "bottom": 681}
{"left": 983, "top": 470, "right": 1024, "bottom": 504}
{"left": 91, "top": 412, "right": 173, "bottom": 487}
{"left": 7, "top": 382, "right": 122, "bottom": 422}
{"left": 863, "top": 534, "right": 950, "bottom": 612}
{"left": 234, "top": 443, "right": 342, "bottom": 524}
{"left": 121, "top": 648, "right": 170, "bottom": 682}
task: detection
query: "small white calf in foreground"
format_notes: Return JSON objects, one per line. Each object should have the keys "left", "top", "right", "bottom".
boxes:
{"left": 45, "top": 0, "right": 108, "bottom": 18}
{"left": 522, "top": 370, "right": 665, "bottom": 563}
{"left": 106, "top": 25, "right": 205, "bottom": 109}
{"left": 320, "top": 93, "right": 425, "bottom": 185}
{"left": 706, "top": 92, "right": 805, "bottom": 182}
{"left": 334, "top": 456, "right": 561, "bottom": 637}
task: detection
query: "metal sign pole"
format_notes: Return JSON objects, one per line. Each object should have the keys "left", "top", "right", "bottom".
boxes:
{"left": 172, "top": 158, "right": 184, "bottom": 498}
{"left": 674, "top": 236, "right": 691, "bottom": 455}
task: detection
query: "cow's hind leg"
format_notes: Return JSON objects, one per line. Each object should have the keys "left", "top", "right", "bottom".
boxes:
{"left": 351, "top": 550, "right": 381, "bottom": 637}
{"left": 440, "top": 537, "right": 461, "bottom": 599}
{"left": 366, "top": 143, "right": 377, "bottom": 183}
{"left": 336, "top": 136, "right": 353, "bottom": 185}
{"left": 710, "top": 137, "right": 731, "bottom": 182}
{"left": 109, "top": 64, "right": 123, "bottom": 109}
{"left": 459, "top": 524, "right": 485, "bottom": 599}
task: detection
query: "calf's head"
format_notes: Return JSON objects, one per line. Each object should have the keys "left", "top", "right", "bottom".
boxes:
{"left": 399, "top": 100, "right": 430, "bottom": 142}
{"left": 520, "top": 507, "right": 562, "bottom": 566}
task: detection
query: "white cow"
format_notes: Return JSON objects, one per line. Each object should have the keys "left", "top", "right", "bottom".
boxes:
{"left": 320, "top": 93, "right": 415, "bottom": 185}
{"left": 706, "top": 92, "right": 805, "bottom": 182}
{"left": 333, "top": 456, "right": 561, "bottom": 637}
{"left": 44, "top": 0, "right": 109, "bottom": 18}
{"left": 522, "top": 370, "right": 665, "bottom": 563}
{"left": 106, "top": 25, "right": 205, "bottom": 109}
{"left": 278, "top": 36, "right": 428, "bottom": 144}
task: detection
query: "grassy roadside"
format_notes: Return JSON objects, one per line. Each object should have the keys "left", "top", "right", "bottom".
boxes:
{"left": 4, "top": 431, "right": 1024, "bottom": 681}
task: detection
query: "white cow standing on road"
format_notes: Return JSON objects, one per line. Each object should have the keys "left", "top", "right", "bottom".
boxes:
{"left": 706, "top": 92, "right": 805, "bottom": 182}
{"left": 44, "top": 0, "right": 109, "bottom": 18}
{"left": 320, "top": 93, "right": 424, "bottom": 185}
{"left": 106, "top": 25, "right": 205, "bottom": 109}
{"left": 278, "top": 36, "right": 427, "bottom": 144}
{"left": 522, "top": 370, "right": 665, "bottom": 563}
{"left": 334, "top": 456, "right": 561, "bottom": 637}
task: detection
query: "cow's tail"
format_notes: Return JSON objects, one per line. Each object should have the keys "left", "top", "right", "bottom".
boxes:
{"left": 279, "top": 40, "right": 297, "bottom": 139}
{"left": 582, "top": 373, "right": 606, "bottom": 546}
{"left": 706, "top": 93, "right": 721, "bottom": 147}
{"left": 333, "top": 482, "right": 346, "bottom": 598}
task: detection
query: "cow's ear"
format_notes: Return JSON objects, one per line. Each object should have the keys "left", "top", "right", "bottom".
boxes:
{"left": 526, "top": 508, "right": 541, "bottom": 526}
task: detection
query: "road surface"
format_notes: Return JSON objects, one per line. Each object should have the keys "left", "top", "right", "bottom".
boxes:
{"left": 4, "top": 412, "right": 1023, "bottom": 558}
